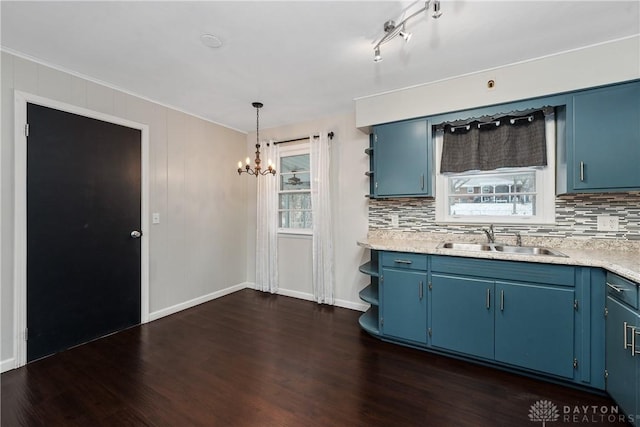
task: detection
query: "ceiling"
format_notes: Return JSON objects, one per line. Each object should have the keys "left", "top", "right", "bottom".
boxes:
{"left": 2, "top": 1, "right": 638, "bottom": 133}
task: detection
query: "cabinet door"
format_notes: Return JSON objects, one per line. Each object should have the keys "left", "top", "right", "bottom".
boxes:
{"left": 373, "top": 118, "right": 430, "bottom": 197}
{"left": 431, "top": 274, "right": 494, "bottom": 360}
{"left": 572, "top": 81, "right": 640, "bottom": 191}
{"left": 381, "top": 268, "right": 427, "bottom": 344}
{"left": 606, "top": 297, "right": 639, "bottom": 423}
{"left": 495, "top": 281, "right": 575, "bottom": 378}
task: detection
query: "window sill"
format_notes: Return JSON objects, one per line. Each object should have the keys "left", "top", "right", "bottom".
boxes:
{"left": 435, "top": 218, "right": 557, "bottom": 226}
{"left": 278, "top": 229, "right": 313, "bottom": 237}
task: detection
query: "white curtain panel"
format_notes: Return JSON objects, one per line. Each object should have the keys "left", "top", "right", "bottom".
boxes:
{"left": 255, "top": 141, "right": 279, "bottom": 293}
{"left": 311, "top": 133, "right": 335, "bottom": 305}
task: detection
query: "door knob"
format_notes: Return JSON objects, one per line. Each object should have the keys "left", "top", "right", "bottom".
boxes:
{"left": 130, "top": 230, "right": 142, "bottom": 238}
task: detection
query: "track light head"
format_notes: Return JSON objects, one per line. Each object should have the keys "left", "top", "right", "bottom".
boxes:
{"left": 399, "top": 26, "right": 412, "bottom": 42}
{"left": 431, "top": 0, "right": 442, "bottom": 19}
{"left": 373, "top": 46, "right": 382, "bottom": 62}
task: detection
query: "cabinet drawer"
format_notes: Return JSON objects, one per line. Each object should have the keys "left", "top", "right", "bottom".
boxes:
{"left": 381, "top": 252, "right": 428, "bottom": 271}
{"left": 607, "top": 272, "right": 639, "bottom": 309}
{"left": 431, "top": 256, "right": 575, "bottom": 287}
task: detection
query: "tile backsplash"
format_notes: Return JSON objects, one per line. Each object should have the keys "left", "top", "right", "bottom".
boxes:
{"left": 369, "top": 192, "right": 640, "bottom": 240}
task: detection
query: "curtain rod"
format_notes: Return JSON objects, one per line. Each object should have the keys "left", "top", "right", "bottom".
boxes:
{"left": 272, "top": 131, "right": 334, "bottom": 145}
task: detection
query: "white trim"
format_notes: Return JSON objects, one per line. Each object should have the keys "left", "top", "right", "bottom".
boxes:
{"left": 245, "top": 282, "right": 367, "bottom": 311}
{"left": 13, "top": 90, "right": 150, "bottom": 368}
{"left": 276, "top": 288, "right": 315, "bottom": 302}
{"left": 0, "top": 358, "right": 16, "bottom": 374}
{"left": 1, "top": 47, "right": 246, "bottom": 134}
{"left": 335, "top": 299, "right": 369, "bottom": 312}
{"left": 149, "top": 283, "right": 248, "bottom": 321}
{"left": 434, "top": 113, "right": 556, "bottom": 225}
{"left": 278, "top": 142, "right": 312, "bottom": 233}
{"left": 277, "top": 229, "right": 313, "bottom": 237}
{"left": 353, "top": 35, "right": 640, "bottom": 102}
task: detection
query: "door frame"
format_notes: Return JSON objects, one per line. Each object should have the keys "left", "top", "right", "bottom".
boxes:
{"left": 13, "top": 90, "right": 150, "bottom": 368}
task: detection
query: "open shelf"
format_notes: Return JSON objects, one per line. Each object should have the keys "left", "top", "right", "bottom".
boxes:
{"left": 358, "top": 307, "right": 380, "bottom": 336}
{"left": 359, "top": 283, "right": 379, "bottom": 306}
{"left": 359, "top": 261, "right": 379, "bottom": 277}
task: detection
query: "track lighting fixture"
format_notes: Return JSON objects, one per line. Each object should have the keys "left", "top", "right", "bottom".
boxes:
{"left": 373, "top": 0, "right": 442, "bottom": 62}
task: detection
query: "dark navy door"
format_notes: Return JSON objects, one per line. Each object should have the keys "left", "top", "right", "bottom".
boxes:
{"left": 26, "top": 103, "right": 142, "bottom": 362}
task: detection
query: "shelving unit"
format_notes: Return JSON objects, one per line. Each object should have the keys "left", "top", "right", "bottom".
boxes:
{"left": 358, "top": 250, "right": 380, "bottom": 336}
{"left": 365, "top": 136, "right": 375, "bottom": 198}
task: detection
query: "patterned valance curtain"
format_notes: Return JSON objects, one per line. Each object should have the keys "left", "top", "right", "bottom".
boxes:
{"left": 440, "top": 108, "right": 551, "bottom": 173}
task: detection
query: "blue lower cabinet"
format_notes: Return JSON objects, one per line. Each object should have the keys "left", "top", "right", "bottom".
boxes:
{"left": 381, "top": 267, "right": 427, "bottom": 344}
{"left": 431, "top": 274, "right": 494, "bottom": 359}
{"left": 363, "top": 252, "right": 607, "bottom": 392}
{"left": 606, "top": 296, "right": 640, "bottom": 426}
{"left": 495, "top": 281, "right": 575, "bottom": 378}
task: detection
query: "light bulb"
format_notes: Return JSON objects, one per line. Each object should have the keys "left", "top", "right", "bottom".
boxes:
{"left": 238, "top": 161, "right": 242, "bottom": 168}
{"left": 246, "top": 157, "right": 251, "bottom": 165}
{"left": 374, "top": 46, "right": 382, "bottom": 63}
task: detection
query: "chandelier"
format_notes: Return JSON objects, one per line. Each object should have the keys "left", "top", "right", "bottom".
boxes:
{"left": 237, "top": 102, "right": 276, "bottom": 177}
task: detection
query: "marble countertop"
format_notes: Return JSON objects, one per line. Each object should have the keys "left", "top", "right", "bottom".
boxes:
{"left": 358, "top": 231, "right": 640, "bottom": 283}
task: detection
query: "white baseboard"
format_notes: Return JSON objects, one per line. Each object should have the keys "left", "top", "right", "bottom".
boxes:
{"left": 246, "top": 283, "right": 367, "bottom": 312}
{"left": 148, "top": 282, "right": 249, "bottom": 321}
{"left": 1, "top": 357, "right": 16, "bottom": 373}
{"left": 277, "top": 288, "right": 315, "bottom": 302}
{"left": 335, "top": 299, "right": 368, "bottom": 312}
{"left": 0, "top": 283, "right": 364, "bottom": 374}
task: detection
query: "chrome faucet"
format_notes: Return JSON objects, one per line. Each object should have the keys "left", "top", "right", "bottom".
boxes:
{"left": 515, "top": 231, "right": 522, "bottom": 246}
{"left": 483, "top": 224, "right": 495, "bottom": 243}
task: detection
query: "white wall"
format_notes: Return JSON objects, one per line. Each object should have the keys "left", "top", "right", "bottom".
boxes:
{"left": 1, "top": 52, "right": 249, "bottom": 367}
{"left": 244, "top": 112, "right": 371, "bottom": 310}
{"left": 355, "top": 36, "right": 640, "bottom": 128}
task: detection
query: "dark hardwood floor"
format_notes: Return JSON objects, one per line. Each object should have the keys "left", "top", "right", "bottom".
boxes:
{"left": 1, "top": 289, "right": 630, "bottom": 426}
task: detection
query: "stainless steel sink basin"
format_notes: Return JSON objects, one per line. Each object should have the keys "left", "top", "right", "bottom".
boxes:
{"left": 437, "top": 242, "right": 567, "bottom": 257}
{"left": 438, "top": 242, "right": 494, "bottom": 251}
{"left": 493, "top": 245, "right": 567, "bottom": 257}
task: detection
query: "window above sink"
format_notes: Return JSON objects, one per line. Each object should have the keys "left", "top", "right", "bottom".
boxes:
{"left": 434, "top": 110, "right": 557, "bottom": 225}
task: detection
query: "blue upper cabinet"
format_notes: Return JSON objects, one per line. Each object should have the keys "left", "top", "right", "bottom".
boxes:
{"left": 567, "top": 80, "right": 640, "bottom": 192}
{"left": 372, "top": 118, "right": 432, "bottom": 197}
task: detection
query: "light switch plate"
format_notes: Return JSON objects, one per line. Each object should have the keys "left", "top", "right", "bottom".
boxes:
{"left": 597, "top": 215, "right": 618, "bottom": 232}
{"left": 152, "top": 212, "right": 160, "bottom": 224}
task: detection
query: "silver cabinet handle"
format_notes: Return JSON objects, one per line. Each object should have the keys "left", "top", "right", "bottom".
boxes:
{"left": 500, "top": 290, "right": 504, "bottom": 311}
{"left": 624, "top": 322, "right": 631, "bottom": 351}
{"left": 580, "top": 161, "right": 585, "bottom": 182}
{"left": 607, "top": 282, "right": 626, "bottom": 293}
{"left": 419, "top": 281, "right": 423, "bottom": 300}
{"left": 486, "top": 288, "right": 491, "bottom": 309}
{"left": 130, "top": 230, "right": 142, "bottom": 238}
{"left": 421, "top": 174, "right": 425, "bottom": 191}
{"left": 394, "top": 259, "right": 413, "bottom": 264}
{"left": 624, "top": 322, "right": 639, "bottom": 356}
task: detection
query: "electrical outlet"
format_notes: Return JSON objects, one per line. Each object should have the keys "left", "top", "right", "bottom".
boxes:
{"left": 390, "top": 214, "right": 399, "bottom": 227}
{"left": 597, "top": 215, "right": 618, "bottom": 232}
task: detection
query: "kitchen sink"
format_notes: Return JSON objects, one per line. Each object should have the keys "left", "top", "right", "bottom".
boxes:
{"left": 437, "top": 242, "right": 567, "bottom": 257}
{"left": 492, "top": 245, "right": 567, "bottom": 257}
{"left": 438, "top": 242, "right": 494, "bottom": 251}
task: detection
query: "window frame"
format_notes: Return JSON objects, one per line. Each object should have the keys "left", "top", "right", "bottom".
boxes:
{"left": 434, "top": 112, "right": 556, "bottom": 225}
{"left": 277, "top": 143, "right": 312, "bottom": 235}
